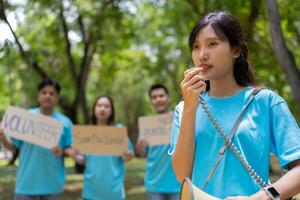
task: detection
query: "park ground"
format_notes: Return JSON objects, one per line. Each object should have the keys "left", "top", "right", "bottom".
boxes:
{"left": 0, "top": 158, "right": 299, "bottom": 200}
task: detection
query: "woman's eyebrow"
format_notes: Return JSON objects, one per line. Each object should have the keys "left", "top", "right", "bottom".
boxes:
{"left": 194, "top": 37, "right": 221, "bottom": 42}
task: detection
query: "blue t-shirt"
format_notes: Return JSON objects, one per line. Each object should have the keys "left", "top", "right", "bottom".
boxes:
{"left": 169, "top": 87, "right": 300, "bottom": 199}
{"left": 144, "top": 144, "right": 181, "bottom": 193}
{"left": 82, "top": 139, "right": 134, "bottom": 200}
{"left": 13, "top": 108, "right": 73, "bottom": 195}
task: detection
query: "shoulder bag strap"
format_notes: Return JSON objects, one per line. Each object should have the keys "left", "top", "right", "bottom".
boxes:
{"left": 201, "top": 87, "right": 264, "bottom": 190}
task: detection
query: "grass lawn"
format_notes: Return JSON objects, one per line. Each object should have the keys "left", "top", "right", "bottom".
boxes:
{"left": 1, "top": 158, "right": 299, "bottom": 200}
{"left": 0, "top": 158, "right": 147, "bottom": 200}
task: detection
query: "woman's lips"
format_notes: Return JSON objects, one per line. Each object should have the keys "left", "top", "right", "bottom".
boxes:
{"left": 198, "top": 64, "right": 211, "bottom": 72}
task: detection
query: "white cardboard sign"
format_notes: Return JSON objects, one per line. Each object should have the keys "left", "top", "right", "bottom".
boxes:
{"left": 73, "top": 125, "right": 128, "bottom": 155}
{"left": 138, "top": 112, "right": 173, "bottom": 146}
{"left": 1, "top": 106, "right": 63, "bottom": 149}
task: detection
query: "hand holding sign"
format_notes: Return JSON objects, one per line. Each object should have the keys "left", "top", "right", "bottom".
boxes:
{"left": 52, "top": 146, "right": 64, "bottom": 157}
{"left": 122, "top": 151, "right": 134, "bottom": 162}
{"left": 136, "top": 138, "right": 149, "bottom": 157}
{"left": 138, "top": 112, "right": 173, "bottom": 146}
{"left": 1, "top": 106, "right": 63, "bottom": 149}
{"left": 65, "top": 147, "right": 78, "bottom": 159}
{"left": 0, "top": 129, "right": 5, "bottom": 143}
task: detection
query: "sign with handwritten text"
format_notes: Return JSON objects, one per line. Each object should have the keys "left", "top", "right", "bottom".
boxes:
{"left": 73, "top": 125, "right": 128, "bottom": 155}
{"left": 138, "top": 112, "right": 173, "bottom": 146}
{"left": 1, "top": 106, "right": 63, "bottom": 149}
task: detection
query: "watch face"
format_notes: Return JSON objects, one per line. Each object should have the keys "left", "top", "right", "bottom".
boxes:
{"left": 268, "top": 187, "right": 280, "bottom": 197}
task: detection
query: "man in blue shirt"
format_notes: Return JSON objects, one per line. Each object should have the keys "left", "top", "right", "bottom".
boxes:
{"left": 136, "top": 84, "right": 181, "bottom": 200}
{"left": 0, "top": 79, "right": 73, "bottom": 200}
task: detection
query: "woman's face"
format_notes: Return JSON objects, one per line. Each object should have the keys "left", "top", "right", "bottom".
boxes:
{"left": 191, "top": 25, "right": 239, "bottom": 82}
{"left": 94, "top": 97, "right": 112, "bottom": 122}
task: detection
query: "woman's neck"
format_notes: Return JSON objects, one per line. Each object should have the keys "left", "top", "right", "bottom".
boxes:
{"left": 209, "top": 80, "right": 245, "bottom": 98}
{"left": 97, "top": 119, "right": 109, "bottom": 125}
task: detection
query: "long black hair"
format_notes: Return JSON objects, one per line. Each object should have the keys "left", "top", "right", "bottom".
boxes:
{"left": 91, "top": 96, "right": 115, "bottom": 125}
{"left": 189, "top": 11, "right": 255, "bottom": 86}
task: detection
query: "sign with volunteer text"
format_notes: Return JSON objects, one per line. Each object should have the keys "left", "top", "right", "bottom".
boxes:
{"left": 138, "top": 112, "right": 173, "bottom": 146}
{"left": 1, "top": 106, "right": 63, "bottom": 149}
{"left": 73, "top": 125, "right": 128, "bottom": 155}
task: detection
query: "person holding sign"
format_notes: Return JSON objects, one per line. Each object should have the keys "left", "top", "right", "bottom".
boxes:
{"left": 169, "top": 11, "right": 300, "bottom": 199}
{"left": 0, "top": 79, "right": 73, "bottom": 200}
{"left": 69, "top": 96, "right": 134, "bottom": 200}
{"left": 136, "top": 84, "right": 181, "bottom": 200}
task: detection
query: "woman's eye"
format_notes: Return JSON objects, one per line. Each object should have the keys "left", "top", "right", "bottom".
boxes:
{"left": 208, "top": 42, "right": 217, "bottom": 47}
{"left": 192, "top": 45, "right": 199, "bottom": 49}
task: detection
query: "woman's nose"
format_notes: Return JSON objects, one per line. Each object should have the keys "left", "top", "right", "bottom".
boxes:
{"left": 198, "top": 48, "right": 208, "bottom": 62}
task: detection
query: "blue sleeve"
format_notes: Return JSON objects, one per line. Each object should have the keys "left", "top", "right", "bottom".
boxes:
{"left": 168, "top": 103, "right": 182, "bottom": 155}
{"left": 127, "top": 138, "right": 134, "bottom": 152}
{"left": 12, "top": 138, "right": 23, "bottom": 149}
{"left": 115, "top": 123, "right": 123, "bottom": 128}
{"left": 115, "top": 124, "right": 133, "bottom": 152}
{"left": 270, "top": 100, "right": 300, "bottom": 169}
{"left": 60, "top": 118, "right": 73, "bottom": 149}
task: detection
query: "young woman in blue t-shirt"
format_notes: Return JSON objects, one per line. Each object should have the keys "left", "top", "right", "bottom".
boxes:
{"left": 170, "top": 11, "right": 300, "bottom": 200}
{"left": 70, "top": 96, "right": 134, "bottom": 200}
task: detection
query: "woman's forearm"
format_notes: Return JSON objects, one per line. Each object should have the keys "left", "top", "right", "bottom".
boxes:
{"left": 271, "top": 161, "right": 300, "bottom": 199}
{"left": 172, "top": 106, "right": 197, "bottom": 182}
{"left": 249, "top": 160, "right": 300, "bottom": 200}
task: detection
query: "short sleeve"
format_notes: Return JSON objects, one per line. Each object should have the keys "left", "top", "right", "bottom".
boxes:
{"left": 12, "top": 138, "right": 23, "bottom": 148}
{"left": 60, "top": 118, "right": 73, "bottom": 149}
{"left": 127, "top": 138, "right": 134, "bottom": 152}
{"left": 270, "top": 100, "right": 300, "bottom": 169}
{"left": 168, "top": 102, "right": 183, "bottom": 155}
{"left": 115, "top": 123, "right": 134, "bottom": 152}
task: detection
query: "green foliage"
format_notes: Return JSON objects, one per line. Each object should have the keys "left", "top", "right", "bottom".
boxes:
{"left": 0, "top": 0, "right": 299, "bottom": 127}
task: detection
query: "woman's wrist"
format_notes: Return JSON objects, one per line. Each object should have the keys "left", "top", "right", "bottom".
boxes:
{"left": 251, "top": 189, "right": 272, "bottom": 200}
{"left": 183, "top": 104, "right": 198, "bottom": 114}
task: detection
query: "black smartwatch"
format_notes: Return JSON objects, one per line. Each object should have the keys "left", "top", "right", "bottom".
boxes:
{"left": 262, "top": 185, "right": 280, "bottom": 200}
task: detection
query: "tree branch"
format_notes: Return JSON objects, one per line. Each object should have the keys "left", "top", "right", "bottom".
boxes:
{"left": 295, "top": 26, "right": 300, "bottom": 44}
{"left": 58, "top": 1, "right": 77, "bottom": 81}
{"left": 185, "top": 0, "right": 202, "bottom": 16}
{"left": 0, "top": 0, "right": 47, "bottom": 78}
{"left": 245, "top": 0, "right": 261, "bottom": 42}
{"left": 77, "top": 13, "right": 85, "bottom": 42}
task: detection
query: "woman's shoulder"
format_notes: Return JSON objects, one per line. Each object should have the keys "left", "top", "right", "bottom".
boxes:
{"left": 254, "top": 87, "right": 285, "bottom": 107}
{"left": 114, "top": 123, "right": 124, "bottom": 128}
{"left": 175, "top": 101, "right": 184, "bottom": 108}
{"left": 174, "top": 101, "right": 184, "bottom": 112}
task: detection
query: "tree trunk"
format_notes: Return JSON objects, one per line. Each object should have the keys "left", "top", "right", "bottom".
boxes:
{"left": 266, "top": 0, "right": 300, "bottom": 116}
{"left": 246, "top": 0, "right": 261, "bottom": 42}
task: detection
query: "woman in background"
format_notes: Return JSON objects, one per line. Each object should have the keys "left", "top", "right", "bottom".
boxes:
{"left": 71, "top": 95, "right": 134, "bottom": 200}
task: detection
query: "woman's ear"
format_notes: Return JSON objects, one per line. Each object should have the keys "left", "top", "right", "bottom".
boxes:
{"left": 232, "top": 47, "right": 241, "bottom": 58}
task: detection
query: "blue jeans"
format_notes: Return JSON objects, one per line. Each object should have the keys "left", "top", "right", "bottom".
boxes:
{"left": 146, "top": 191, "right": 180, "bottom": 200}
{"left": 14, "top": 194, "right": 61, "bottom": 200}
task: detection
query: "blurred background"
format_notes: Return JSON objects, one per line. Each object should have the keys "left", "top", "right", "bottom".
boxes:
{"left": 0, "top": 0, "right": 299, "bottom": 199}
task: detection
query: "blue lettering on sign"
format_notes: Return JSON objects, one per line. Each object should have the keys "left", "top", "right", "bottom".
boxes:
{"left": 75, "top": 132, "right": 125, "bottom": 145}
{"left": 9, "top": 115, "right": 21, "bottom": 132}
{"left": 2, "top": 113, "right": 59, "bottom": 143}
{"left": 144, "top": 127, "right": 166, "bottom": 137}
